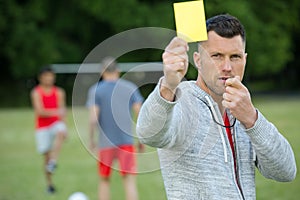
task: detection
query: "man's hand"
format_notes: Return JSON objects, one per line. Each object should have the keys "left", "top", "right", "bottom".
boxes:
{"left": 222, "top": 76, "right": 257, "bottom": 129}
{"left": 160, "top": 37, "right": 189, "bottom": 101}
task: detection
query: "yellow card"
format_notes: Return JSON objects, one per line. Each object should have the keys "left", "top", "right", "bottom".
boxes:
{"left": 173, "top": 0, "right": 207, "bottom": 42}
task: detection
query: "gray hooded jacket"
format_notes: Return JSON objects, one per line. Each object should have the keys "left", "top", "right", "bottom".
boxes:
{"left": 136, "top": 79, "right": 296, "bottom": 200}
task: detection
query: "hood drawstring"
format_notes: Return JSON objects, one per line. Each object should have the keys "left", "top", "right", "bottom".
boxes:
{"left": 205, "top": 96, "right": 228, "bottom": 163}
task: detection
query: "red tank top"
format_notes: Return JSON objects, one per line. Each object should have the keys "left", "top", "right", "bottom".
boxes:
{"left": 35, "top": 86, "right": 60, "bottom": 128}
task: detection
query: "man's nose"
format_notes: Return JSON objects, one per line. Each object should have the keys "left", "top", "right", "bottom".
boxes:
{"left": 222, "top": 57, "right": 232, "bottom": 71}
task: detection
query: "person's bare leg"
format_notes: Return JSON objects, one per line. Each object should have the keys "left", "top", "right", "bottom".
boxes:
{"left": 44, "top": 152, "right": 52, "bottom": 185}
{"left": 99, "top": 177, "right": 110, "bottom": 200}
{"left": 50, "top": 131, "right": 66, "bottom": 161}
{"left": 123, "top": 174, "right": 138, "bottom": 200}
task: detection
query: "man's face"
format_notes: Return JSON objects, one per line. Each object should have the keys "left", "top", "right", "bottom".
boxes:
{"left": 194, "top": 31, "right": 247, "bottom": 96}
{"left": 39, "top": 71, "right": 56, "bottom": 86}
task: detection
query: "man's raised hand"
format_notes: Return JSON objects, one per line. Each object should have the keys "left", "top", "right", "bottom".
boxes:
{"left": 160, "top": 37, "right": 189, "bottom": 101}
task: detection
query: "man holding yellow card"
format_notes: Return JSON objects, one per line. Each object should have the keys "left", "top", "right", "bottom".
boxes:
{"left": 136, "top": 2, "right": 296, "bottom": 199}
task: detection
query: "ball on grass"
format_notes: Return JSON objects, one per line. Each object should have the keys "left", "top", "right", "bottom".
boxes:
{"left": 68, "top": 192, "right": 89, "bottom": 200}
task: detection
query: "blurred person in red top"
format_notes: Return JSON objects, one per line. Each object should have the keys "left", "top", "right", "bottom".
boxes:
{"left": 30, "top": 66, "right": 67, "bottom": 194}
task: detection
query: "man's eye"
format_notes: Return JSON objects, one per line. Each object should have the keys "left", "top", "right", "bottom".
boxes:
{"left": 231, "top": 55, "right": 242, "bottom": 61}
{"left": 212, "top": 54, "right": 221, "bottom": 58}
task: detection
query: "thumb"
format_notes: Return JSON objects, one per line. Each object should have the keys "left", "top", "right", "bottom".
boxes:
{"left": 225, "top": 76, "right": 242, "bottom": 88}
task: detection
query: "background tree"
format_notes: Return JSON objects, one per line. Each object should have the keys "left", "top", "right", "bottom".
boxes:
{"left": 0, "top": 0, "right": 299, "bottom": 106}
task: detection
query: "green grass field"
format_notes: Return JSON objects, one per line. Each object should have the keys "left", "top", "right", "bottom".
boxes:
{"left": 0, "top": 96, "right": 299, "bottom": 200}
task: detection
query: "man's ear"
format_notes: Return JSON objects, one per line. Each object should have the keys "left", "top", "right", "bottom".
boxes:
{"left": 193, "top": 51, "right": 201, "bottom": 69}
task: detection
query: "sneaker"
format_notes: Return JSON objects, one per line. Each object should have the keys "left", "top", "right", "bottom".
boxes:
{"left": 47, "top": 185, "right": 56, "bottom": 194}
{"left": 46, "top": 160, "right": 57, "bottom": 174}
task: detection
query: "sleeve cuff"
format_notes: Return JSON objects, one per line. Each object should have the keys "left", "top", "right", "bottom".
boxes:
{"left": 153, "top": 77, "right": 180, "bottom": 107}
{"left": 243, "top": 110, "right": 275, "bottom": 145}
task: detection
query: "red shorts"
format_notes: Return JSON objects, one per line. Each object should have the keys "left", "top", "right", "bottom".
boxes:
{"left": 98, "top": 145, "right": 136, "bottom": 177}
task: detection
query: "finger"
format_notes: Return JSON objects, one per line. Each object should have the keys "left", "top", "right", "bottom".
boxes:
{"left": 222, "top": 92, "right": 233, "bottom": 102}
{"left": 163, "top": 54, "right": 189, "bottom": 72}
{"left": 225, "top": 76, "right": 237, "bottom": 86}
{"left": 165, "top": 37, "right": 189, "bottom": 52}
{"left": 222, "top": 99, "right": 230, "bottom": 109}
{"left": 164, "top": 62, "right": 187, "bottom": 73}
{"left": 163, "top": 52, "right": 188, "bottom": 63}
{"left": 222, "top": 98, "right": 237, "bottom": 110}
{"left": 225, "top": 76, "right": 242, "bottom": 89}
{"left": 163, "top": 46, "right": 189, "bottom": 59}
{"left": 224, "top": 84, "right": 238, "bottom": 95}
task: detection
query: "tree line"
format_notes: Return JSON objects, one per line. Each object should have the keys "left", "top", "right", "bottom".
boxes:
{"left": 1, "top": 0, "right": 300, "bottom": 106}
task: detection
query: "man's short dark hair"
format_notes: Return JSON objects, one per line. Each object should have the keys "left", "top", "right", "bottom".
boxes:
{"left": 38, "top": 66, "right": 54, "bottom": 77}
{"left": 101, "top": 57, "right": 118, "bottom": 73}
{"left": 206, "top": 14, "right": 246, "bottom": 42}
